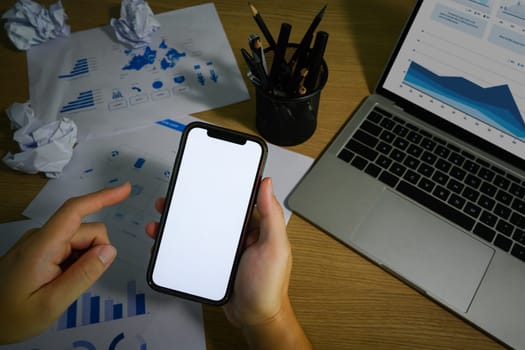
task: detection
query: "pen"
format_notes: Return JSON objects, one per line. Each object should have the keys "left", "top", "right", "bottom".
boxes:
{"left": 249, "top": 33, "right": 268, "bottom": 74}
{"left": 248, "top": 3, "right": 277, "bottom": 49}
{"left": 241, "top": 47, "right": 267, "bottom": 87}
{"left": 268, "top": 22, "right": 292, "bottom": 91}
{"left": 288, "top": 4, "right": 327, "bottom": 67}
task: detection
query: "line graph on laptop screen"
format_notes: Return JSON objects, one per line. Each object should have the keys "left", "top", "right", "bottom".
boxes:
{"left": 383, "top": 0, "right": 525, "bottom": 159}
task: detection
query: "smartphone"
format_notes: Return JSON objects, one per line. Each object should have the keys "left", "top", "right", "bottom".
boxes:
{"left": 147, "top": 122, "right": 267, "bottom": 305}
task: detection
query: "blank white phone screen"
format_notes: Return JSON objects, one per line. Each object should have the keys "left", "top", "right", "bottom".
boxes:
{"left": 151, "top": 127, "right": 263, "bottom": 301}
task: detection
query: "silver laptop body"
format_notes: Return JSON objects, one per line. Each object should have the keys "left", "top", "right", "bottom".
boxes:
{"left": 288, "top": 1, "right": 525, "bottom": 348}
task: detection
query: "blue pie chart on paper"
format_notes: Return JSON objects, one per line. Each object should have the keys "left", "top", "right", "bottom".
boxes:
{"left": 152, "top": 81, "right": 163, "bottom": 89}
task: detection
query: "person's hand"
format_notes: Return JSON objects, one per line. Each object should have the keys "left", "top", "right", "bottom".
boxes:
{"left": 0, "top": 183, "right": 131, "bottom": 344}
{"left": 221, "top": 177, "right": 292, "bottom": 327}
{"left": 145, "top": 177, "right": 291, "bottom": 325}
{"left": 146, "top": 178, "right": 311, "bottom": 349}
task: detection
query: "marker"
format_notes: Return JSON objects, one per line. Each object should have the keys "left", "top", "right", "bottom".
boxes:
{"left": 304, "top": 31, "right": 329, "bottom": 90}
{"left": 268, "top": 22, "right": 292, "bottom": 90}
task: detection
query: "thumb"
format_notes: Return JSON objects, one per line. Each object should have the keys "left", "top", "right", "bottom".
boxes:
{"left": 256, "top": 178, "right": 287, "bottom": 244}
{"left": 40, "top": 245, "right": 116, "bottom": 317}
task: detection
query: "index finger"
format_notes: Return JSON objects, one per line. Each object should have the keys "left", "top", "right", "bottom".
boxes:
{"left": 43, "top": 182, "right": 131, "bottom": 240}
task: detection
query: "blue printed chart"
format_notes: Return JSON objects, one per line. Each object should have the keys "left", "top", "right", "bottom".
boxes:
{"left": 0, "top": 257, "right": 206, "bottom": 350}
{"left": 57, "top": 280, "right": 147, "bottom": 330}
{"left": 27, "top": 3, "right": 249, "bottom": 140}
{"left": 403, "top": 61, "right": 525, "bottom": 139}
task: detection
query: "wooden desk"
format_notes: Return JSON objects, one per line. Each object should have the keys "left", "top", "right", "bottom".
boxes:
{"left": 0, "top": 0, "right": 505, "bottom": 349}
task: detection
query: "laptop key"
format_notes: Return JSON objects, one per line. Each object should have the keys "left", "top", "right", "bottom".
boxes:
{"left": 361, "top": 120, "right": 382, "bottom": 136}
{"left": 418, "top": 178, "right": 435, "bottom": 193}
{"left": 435, "top": 145, "right": 450, "bottom": 159}
{"left": 462, "top": 187, "right": 480, "bottom": 202}
{"left": 494, "top": 203, "right": 511, "bottom": 220}
{"left": 494, "top": 234, "right": 512, "bottom": 252}
{"left": 404, "top": 169, "right": 420, "bottom": 185}
{"left": 510, "top": 183, "right": 525, "bottom": 198}
{"left": 480, "top": 210, "right": 498, "bottom": 227}
{"left": 510, "top": 212, "right": 525, "bottom": 229}
{"left": 495, "top": 219, "right": 514, "bottom": 237}
{"left": 511, "top": 243, "right": 525, "bottom": 262}
{"left": 407, "top": 144, "right": 424, "bottom": 158}
{"left": 379, "top": 171, "right": 399, "bottom": 187}
{"left": 380, "top": 130, "right": 395, "bottom": 143}
{"left": 354, "top": 129, "right": 379, "bottom": 148}
{"left": 376, "top": 141, "right": 392, "bottom": 155}
{"left": 495, "top": 190, "right": 512, "bottom": 205}
{"left": 338, "top": 149, "right": 354, "bottom": 163}
{"left": 365, "top": 163, "right": 382, "bottom": 178}
{"left": 463, "top": 160, "right": 480, "bottom": 174}
{"left": 479, "top": 167, "right": 495, "bottom": 182}
{"left": 376, "top": 155, "right": 392, "bottom": 169}
{"left": 346, "top": 139, "right": 378, "bottom": 162}
{"left": 464, "top": 202, "right": 482, "bottom": 219}
{"left": 480, "top": 182, "right": 497, "bottom": 196}
{"left": 473, "top": 223, "right": 496, "bottom": 243}
{"left": 421, "top": 138, "right": 436, "bottom": 151}
{"left": 511, "top": 198, "right": 525, "bottom": 215}
{"left": 368, "top": 111, "right": 383, "bottom": 123}
{"left": 465, "top": 174, "right": 482, "bottom": 189}
{"left": 433, "top": 185, "right": 450, "bottom": 201}
{"left": 351, "top": 156, "right": 368, "bottom": 170}
{"left": 396, "top": 180, "right": 475, "bottom": 231}
{"left": 513, "top": 229, "right": 525, "bottom": 245}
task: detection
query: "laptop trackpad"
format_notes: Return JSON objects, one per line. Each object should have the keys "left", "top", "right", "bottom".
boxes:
{"left": 351, "top": 189, "right": 494, "bottom": 313}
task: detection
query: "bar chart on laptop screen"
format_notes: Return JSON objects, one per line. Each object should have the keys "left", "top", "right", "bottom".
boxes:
{"left": 383, "top": 0, "right": 525, "bottom": 157}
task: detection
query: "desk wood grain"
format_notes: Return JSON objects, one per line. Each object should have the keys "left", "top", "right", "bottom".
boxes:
{"left": 0, "top": 0, "right": 505, "bottom": 349}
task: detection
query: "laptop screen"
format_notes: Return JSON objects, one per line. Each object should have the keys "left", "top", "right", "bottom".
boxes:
{"left": 379, "top": 0, "right": 525, "bottom": 165}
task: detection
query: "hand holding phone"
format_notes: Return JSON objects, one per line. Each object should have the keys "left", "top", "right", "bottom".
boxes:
{"left": 147, "top": 122, "right": 267, "bottom": 305}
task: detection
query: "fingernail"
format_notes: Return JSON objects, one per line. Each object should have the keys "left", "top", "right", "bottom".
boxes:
{"left": 96, "top": 245, "right": 116, "bottom": 265}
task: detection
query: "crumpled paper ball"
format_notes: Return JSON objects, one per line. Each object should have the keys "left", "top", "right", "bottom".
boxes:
{"left": 3, "top": 102, "right": 78, "bottom": 178}
{"left": 2, "top": 0, "right": 70, "bottom": 50}
{"left": 110, "top": 0, "right": 160, "bottom": 49}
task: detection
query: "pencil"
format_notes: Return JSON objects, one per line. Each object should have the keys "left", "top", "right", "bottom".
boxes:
{"left": 248, "top": 3, "right": 277, "bottom": 49}
{"left": 289, "top": 4, "right": 327, "bottom": 66}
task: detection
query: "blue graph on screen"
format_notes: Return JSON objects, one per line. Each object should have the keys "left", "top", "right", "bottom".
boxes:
{"left": 403, "top": 61, "right": 525, "bottom": 139}
{"left": 57, "top": 280, "right": 147, "bottom": 330}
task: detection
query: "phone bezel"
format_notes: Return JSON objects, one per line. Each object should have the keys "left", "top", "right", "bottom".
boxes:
{"left": 146, "top": 121, "right": 267, "bottom": 305}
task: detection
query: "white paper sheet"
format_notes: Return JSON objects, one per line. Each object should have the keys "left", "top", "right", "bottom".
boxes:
{"left": 23, "top": 115, "right": 314, "bottom": 264}
{"left": 26, "top": 3, "right": 249, "bottom": 139}
{"left": 0, "top": 220, "right": 206, "bottom": 350}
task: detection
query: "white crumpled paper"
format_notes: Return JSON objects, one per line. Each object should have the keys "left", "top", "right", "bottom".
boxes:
{"left": 3, "top": 102, "right": 77, "bottom": 178}
{"left": 110, "top": 0, "right": 160, "bottom": 48}
{"left": 2, "top": 0, "right": 70, "bottom": 50}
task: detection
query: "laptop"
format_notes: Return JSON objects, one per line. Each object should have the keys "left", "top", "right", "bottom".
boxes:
{"left": 287, "top": 0, "right": 525, "bottom": 348}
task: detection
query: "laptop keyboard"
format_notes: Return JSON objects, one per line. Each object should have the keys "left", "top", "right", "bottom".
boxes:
{"left": 337, "top": 107, "right": 525, "bottom": 263}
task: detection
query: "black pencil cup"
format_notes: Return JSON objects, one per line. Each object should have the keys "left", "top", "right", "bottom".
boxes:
{"left": 254, "top": 48, "right": 328, "bottom": 146}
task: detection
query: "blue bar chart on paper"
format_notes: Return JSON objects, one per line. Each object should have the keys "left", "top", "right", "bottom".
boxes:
{"left": 58, "top": 57, "right": 97, "bottom": 79}
{"left": 60, "top": 89, "right": 103, "bottom": 113}
{"left": 403, "top": 61, "right": 525, "bottom": 139}
{"left": 57, "top": 280, "right": 147, "bottom": 331}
